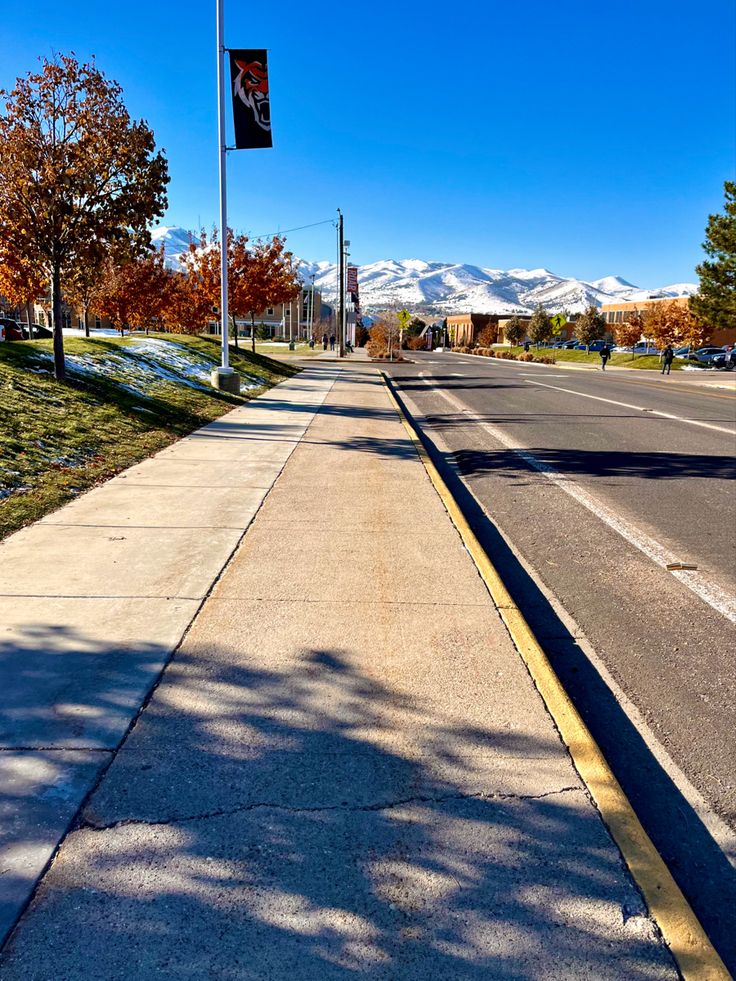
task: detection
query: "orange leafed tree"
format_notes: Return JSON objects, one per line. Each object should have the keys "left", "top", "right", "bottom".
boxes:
{"left": 64, "top": 240, "right": 109, "bottom": 337}
{"left": 646, "top": 300, "right": 711, "bottom": 351}
{"left": 0, "top": 54, "right": 169, "bottom": 378}
{"left": 614, "top": 312, "right": 646, "bottom": 357}
{"left": 0, "top": 248, "right": 46, "bottom": 326}
{"left": 234, "top": 236, "right": 300, "bottom": 352}
{"left": 95, "top": 247, "right": 172, "bottom": 333}
{"left": 182, "top": 231, "right": 300, "bottom": 351}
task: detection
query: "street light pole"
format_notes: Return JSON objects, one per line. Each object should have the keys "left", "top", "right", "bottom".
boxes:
{"left": 211, "top": 0, "right": 239, "bottom": 392}
{"left": 337, "top": 209, "right": 345, "bottom": 358}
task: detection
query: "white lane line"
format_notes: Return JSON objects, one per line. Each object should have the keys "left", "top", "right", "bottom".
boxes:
{"left": 524, "top": 380, "right": 736, "bottom": 435}
{"left": 418, "top": 373, "right": 736, "bottom": 624}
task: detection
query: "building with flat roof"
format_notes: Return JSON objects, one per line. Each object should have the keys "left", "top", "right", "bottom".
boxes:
{"left": 601, "top": 296, "right": 735, "bottom": 346}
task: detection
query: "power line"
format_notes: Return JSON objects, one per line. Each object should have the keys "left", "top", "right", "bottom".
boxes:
{"left": 247, "top": 217, "right": 337, "bottom": 241}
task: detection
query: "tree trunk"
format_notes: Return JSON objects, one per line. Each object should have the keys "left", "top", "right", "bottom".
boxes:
{"left": 232, "top": 314, "right": 238, "bottom": 350}
{"left": 25, "top": 302, "right": 33, "bottom": 327}
{"left": 251, "top": 313, "right": 256, "bottom": 353}
{"left": 83, "top": 304, "right": 90, "bottom": 338}
{"left": 51, "top": 263, "right": 65, "bottom": 381}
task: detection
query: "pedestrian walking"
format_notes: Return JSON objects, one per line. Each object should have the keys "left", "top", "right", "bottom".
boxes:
{"left": 329, "top": 334, "right": 336, "bottom": 351}
{"left": 661, "top": 344, "right": 674, "bottom": 375}
{"left": 599, "top": 343, "right": 611, "bottom": 370}
{"left": 723, "top": 345, "right": 734, "bottom": 371}
{"left": 322, "top": 333, "right": 328, "bottom": 351}
{"left": 523, "top": 340, "right": 530, "bottom": 353}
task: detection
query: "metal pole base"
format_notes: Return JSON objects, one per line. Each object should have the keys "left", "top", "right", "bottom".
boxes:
{"left": 211, "top": 367, "right": 240, "bottom": 394}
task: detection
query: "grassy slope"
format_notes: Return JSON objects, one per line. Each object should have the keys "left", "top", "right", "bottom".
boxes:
{"left": 0, "top": 333, "right": 299, "bottom": 540}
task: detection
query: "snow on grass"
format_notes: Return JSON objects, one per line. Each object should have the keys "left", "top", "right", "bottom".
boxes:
{"left": 28, "top": 337, "right": 269, "bottom": 399}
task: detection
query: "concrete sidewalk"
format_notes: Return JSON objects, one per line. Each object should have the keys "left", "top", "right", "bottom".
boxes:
{"left": 0, "top": 367, "right": 340, "bottom": 944}
{"left": 0, "top": 366, "right": 676, "bottom": 978}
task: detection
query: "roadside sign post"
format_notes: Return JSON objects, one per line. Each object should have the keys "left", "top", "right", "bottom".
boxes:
{"left": 398, "top": 308, "right": 411, "bottom": 356}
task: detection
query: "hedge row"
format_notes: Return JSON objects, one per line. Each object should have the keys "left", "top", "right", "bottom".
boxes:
{"left": 451, "top": 347, "right": 556, "bottom": 365}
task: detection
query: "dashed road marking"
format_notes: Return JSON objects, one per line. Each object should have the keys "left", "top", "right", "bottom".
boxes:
{"left": 524, "top": 380, "right": 736, "bottom": 435}
{"left": 417, "top": 372, "right": 736, "bottom": 624}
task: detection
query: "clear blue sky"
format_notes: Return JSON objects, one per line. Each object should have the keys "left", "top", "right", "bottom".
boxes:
{"left": 1, "top": 0, "right": 734, "bottom": 285}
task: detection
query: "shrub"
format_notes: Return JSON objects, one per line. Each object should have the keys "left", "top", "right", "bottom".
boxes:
{"left": 476, "top": 324, "right": 497, "bottom": 347}
{"left": 407, "top": 334, "right": 427, "bottom": 350}
{"left": 366, "top": 323, "right": 389, "bottom": 358}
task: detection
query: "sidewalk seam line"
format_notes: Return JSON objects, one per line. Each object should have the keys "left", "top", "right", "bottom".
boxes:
{"left": 380, "top": 370, "right": 730, "bottom": 981}
{"left": 81, "top": 787, "right": 582, "bottom": 832}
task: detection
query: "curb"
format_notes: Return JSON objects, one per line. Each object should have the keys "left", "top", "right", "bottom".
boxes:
{"left": 380, "top": 370, "right": 731, "bottom": 981}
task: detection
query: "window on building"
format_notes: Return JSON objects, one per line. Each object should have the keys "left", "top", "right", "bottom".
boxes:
{"left": 267, "top": 307, "right": 274, "bottom": 316}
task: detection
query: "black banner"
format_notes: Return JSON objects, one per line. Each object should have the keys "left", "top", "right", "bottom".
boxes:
{"left": 230, "top": 50, "right": 272, "bottom": 149}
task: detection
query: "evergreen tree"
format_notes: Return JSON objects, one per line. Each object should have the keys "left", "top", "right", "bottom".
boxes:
{"left": 528, "top": 305, "right": 552, "bottom": 346}
{"left": 690, "top": 181, "right": 736, "bottom": 329}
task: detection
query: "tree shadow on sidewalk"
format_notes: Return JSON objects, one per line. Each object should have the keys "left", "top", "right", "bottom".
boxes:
{"left": 0, "top": 629, "right": 676, "bottom": 980}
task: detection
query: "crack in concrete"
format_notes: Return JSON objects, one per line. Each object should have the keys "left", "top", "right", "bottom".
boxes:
{"left": 80, "top": 786, "right": 582, "bottom": 833}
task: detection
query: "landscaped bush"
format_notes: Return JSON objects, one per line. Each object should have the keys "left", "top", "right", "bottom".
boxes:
{"left": 452, "top": 347, "right": 555, "bottom": 365}
{"left": 407, "top": 334, "right": 427, "bottom": 350}
{"left": 366, "top": 323, "right": 389, "bottom": 358}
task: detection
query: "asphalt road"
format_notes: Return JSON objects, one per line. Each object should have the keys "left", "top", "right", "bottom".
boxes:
{"left": 387, "top": 351, "right": 736, "bottom": 968}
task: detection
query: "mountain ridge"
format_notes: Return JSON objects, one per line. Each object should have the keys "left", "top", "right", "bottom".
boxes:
{"left": 151, "top": 226, "right": 697, "bottom": 315}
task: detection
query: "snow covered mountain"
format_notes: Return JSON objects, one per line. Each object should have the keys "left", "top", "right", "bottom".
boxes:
{"left": 152, "top": 226, "right": 696, "bottom": 315}
{"left": 301, "top": 258, "right": 696, "bottom": 315}
{"left": 151, "top": 226, "right": 194, "bottom": 267}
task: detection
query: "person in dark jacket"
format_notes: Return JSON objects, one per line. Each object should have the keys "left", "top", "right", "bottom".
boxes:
{"left": 599, "top": 343, "right": 611, "bottom": 370}
{"left": 322, "top": 333, "right": 328, "bottom": 351}
{"left": 661, "top": 345, "right": 674, "bottom": 375}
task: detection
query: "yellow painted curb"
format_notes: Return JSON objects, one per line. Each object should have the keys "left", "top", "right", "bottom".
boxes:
{"left": 380, "top": 371, "right": 731, "bottom": 981}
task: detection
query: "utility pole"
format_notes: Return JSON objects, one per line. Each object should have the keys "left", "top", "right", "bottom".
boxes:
{"left": 337, "top": 209, "right": 345, "bottom": 358}
{"left": 308, "top": 273, "right": 315, "bottom": 342}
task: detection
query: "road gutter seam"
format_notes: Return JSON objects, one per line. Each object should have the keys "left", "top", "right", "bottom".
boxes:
{"left": 380, "top": 370, "right": 731, "bottom": 981}
{"left": 394, "top": 384, "right": 736, "bottom": 869}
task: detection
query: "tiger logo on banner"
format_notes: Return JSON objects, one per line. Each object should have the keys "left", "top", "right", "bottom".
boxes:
{"left": 230, "top": 50, "right": 272, "bottom": 149}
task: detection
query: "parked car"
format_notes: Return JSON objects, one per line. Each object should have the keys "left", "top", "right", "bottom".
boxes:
{"left": 573, "top": 341, "right": 607, "bottom": 352}
{"left": 633, "top": 342, "right": 659, "bottom": 354}
{"left": 560, "top": 340, "right": 579, "bottom": 349}
{"left": 673, "top": 346, "right": 692, "bottom": 359}
{"left": 709, "top": 349, "right": 734, "bottom": 369}
{"left": 688, "top": 346, "right": 727, "bottom": 364}
{"left": 22, "top": 323, "right": 53, "bottom": 340}
{"left": 0, "top": 317, "right": 24, "bottom": 341}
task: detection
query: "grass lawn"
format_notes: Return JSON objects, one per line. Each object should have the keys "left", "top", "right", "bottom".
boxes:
{"left": 0, "top": 332, "right": 299, "bottom": 541}
{"left": 502, "top": 346, "right": 679, "bottom": 370}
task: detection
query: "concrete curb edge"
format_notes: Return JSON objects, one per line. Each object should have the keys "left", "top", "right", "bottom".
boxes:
{"left": 379, "top": 369, "right": 731, "bottom": 981}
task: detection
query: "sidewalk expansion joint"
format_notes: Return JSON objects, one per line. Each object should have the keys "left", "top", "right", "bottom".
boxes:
{"left": 80, "top": 787, "right": 582, "bottom": 833}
